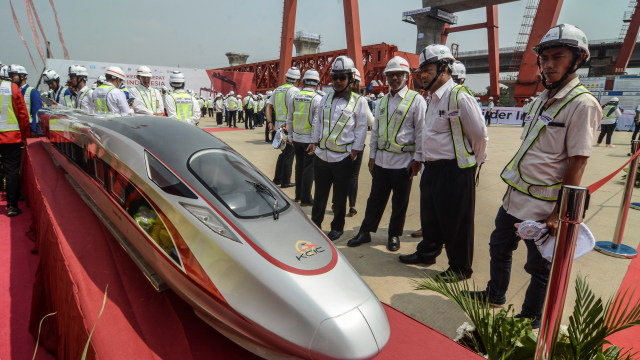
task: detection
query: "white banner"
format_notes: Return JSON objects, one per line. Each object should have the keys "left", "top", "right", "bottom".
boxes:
{"left": 43, "top": 59, "right": 216, "bottom": 98}
{"left": 482, "top": 106, "right": 526, "bottom": 125}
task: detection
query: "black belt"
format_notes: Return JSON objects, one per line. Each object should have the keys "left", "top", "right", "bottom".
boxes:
{"left": 423, "top": 159, "right": 457, "bottom": 167}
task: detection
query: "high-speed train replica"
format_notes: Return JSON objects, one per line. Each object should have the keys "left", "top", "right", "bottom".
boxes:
{"left": 39, "top": 108, "right": 390, "bottom": 360}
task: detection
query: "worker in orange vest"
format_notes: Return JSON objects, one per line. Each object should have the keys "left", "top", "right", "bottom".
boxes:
{"left": 0, "top": 73, "right": 31, "bottom": 216}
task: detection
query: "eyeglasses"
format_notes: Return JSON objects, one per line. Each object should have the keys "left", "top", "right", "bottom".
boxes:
{"left": 332, "top": 74, "right": 347, "bottom": 81}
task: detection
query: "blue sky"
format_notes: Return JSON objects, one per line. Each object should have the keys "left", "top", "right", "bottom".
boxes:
{"left": 2, "top": 0, "right": 634, "bottom": 92}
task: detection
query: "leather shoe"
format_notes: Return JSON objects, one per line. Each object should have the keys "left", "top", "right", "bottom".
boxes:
{"left": 387, "top": 236, "right": 400, "bottom": 251}
{"left": 437, "top": 268, "right": 471, "bottom": 283}
{"left": 398, "top": 253, "right": 435, "bottom": 265}
{"left": 347, "top": 232, "right": 371, "bottom": 247}
{"left": 327, "top": 230, "right": 343, "bottom": 241}
{"left": 281, "top": 183, "right": 295, "bottom": 188}
{"left": 411, "top": 229, "right": 423, "bottom": 238}
{"left": 300, "top": 201, "right": 314, "bottom": 207}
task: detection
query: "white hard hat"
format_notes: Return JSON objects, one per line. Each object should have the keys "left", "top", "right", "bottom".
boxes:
{"left": 302, "top": 69, "right": 320, "bottom": 83}
{"left": 331, "top": 55, "right": 355, "bottom": 75}
{"left": 0, "top": 65, "right": 9, "bottom": 80}
{"left": 452, "top": 61, "right": 466, "bottom": 79}
{"left": 384, "top": 56, "right": 411, "bottom": 74}
{"left": 285, "top": 67, "right": 301, "bottom": 80}
{"left": 530, "top": 96, "right": 535, "bottom": 100}
{"left": 610, "top": 97, "right": 620, "bottom": 102}
{"left": 68, "top": 64, "right": 88, "bottom": 77}
{"left": 106, "top": 66, "right": 126, "bottom": 80}
{"left": 247, "top": 91, "right": 252, "bottom": 95}
{"left": 419, "top": 44, "right": 455, "bottom": 68}
{"left": 237, "top": 95, "right": 242, "bottom": 98}
{"left": 272, "top": 128, "right": 287, "bottom": 150}
{"left": 137, "top": 65, "right": 152, "bottom": 77}
{"left": 8, "top": 64, "right": 27, "bottom": 75}
{"left": 489, "top": 96, "right": 494, "bottom": 100}
{"left": 228, "top": 90, "right": 235, "bottom": 96}
{"left": 266, "top": 90, "right": 273, "bottom": 96}
{"left": 533, "top": 24, "right": 590, "bottom": 61}
{"left": 353, "top": 68, "right": 362, "bottom": 82}
{"left": 42, "top": 69, "right": 60, "bottom": 82}
{"left": 169, "top": 70, "right": 185, "bottom": 84}
{"left": 377, "top": 92, "right": 384, "bottom": 98}
{"left": 98, "top": 75, "right": 106, "bottom": 83}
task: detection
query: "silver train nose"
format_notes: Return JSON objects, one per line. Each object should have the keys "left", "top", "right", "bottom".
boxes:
{"left": 310, "top": 296, "right": 390, "bottom": 360}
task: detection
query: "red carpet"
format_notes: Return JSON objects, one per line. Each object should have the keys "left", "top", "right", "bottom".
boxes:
{"left": 0, "top": 139, "right": 481, "bottom": 359}
{"left": 606, "top": 242, "right": 640, "bottom": 351}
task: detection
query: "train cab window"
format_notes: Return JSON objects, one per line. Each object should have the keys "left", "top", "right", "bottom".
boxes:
{"left": 188, "top": 149, "right": 289, "bottom": 218}
{"left": 145, "top": 151, "right": 197, "bottom": 199}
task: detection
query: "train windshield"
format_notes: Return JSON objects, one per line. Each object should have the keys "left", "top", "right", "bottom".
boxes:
{"left": 188, "top": 149, "right": 289, "bottom": 218}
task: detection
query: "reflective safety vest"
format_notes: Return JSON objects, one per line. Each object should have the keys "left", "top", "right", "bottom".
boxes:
{"left": 319, "top": 91, "right": 361, "bottom": 153}
{"left": 170, "top": 92, "right": 194, "bottom": 121}
{"left": 75, "top": 87, "right": 92, "bottom": 110}
{"left": 0, "top": 81, "right": 20, "bottom": 135}
{"left": 447, "top": 85, "right": 477, "bottom": 168}
{"left": 274, "top": 83, "right": 294, "bottom": 123}
{"left": 377, "top": 89, "right": 419, "bottom": 153}
{"left": 135, "top": 85, "right": 159, "bottom": 113}
{"left": 292, "top": 89, "right": 318, "bottom": 136}
{"left": 253, "top": 97, "right": 259, "bottom": 112}
{"left": 228, "top": 98, "right": 238, "bottom": 110}
{"left": 55, "top": 86, "right": 72, "bottom": 107}
{"left": 602, "top": 104, "right": 619, "bottom": 121}
{"left": 23, "top": 86, "right": 34, "bottom": 120}
{"left": 501, "top": 84, "right": 593, "bottom": 201}
{"left": 94, "top": 84, "right": 116, "bottom": 114}
{"left": 243, "top": 96, "right": 250, "bottom": 107}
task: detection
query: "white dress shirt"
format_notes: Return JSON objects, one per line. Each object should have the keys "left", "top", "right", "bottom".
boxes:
{"left": 75, "top": 86, "right": 94, "bottom": 113}
{"left": 129, "top": 85, "right": 164, "bottom": 115}
{"left": 311, "top": 91, "right": 369, "bottom": 163}
{"left": 92, "top": 84, "right": 133, "bottom": 116}
{"left": 286, "top": 87, "right": 322, "bottom": 144}
{"left": 415, "top": 79, "right": 488, "bottom": 164}
{"left": 370, "top": 86, "right": 426, "bottom": 169}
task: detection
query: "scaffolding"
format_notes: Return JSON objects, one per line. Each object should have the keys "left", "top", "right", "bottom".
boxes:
{"left": 505, "top": 0, "right": 540, "bottom": 79}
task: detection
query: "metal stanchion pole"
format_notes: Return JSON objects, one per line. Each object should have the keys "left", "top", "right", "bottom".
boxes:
{"left": 534, "top": 185, "right": 589, "bottom": 360}
{"left": 594, "top": 140, "right": 639, "bottom": 259}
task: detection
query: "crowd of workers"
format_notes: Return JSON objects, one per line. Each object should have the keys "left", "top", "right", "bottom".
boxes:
{"left": 3, "top": 21, "right": 640, "bottom": 333}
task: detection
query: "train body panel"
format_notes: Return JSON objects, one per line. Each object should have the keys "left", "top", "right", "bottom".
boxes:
{"left": 39, "top": 109, "right": 390, "bottom": 360}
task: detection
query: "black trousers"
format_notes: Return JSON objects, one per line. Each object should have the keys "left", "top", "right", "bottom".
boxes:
{"left": 597, "top": 123, "right": 616, "bottom": 145}
{"left": 348, "top": 150, "right": 363, "bottom": 208}
{"left": 293, "top": 141, "right": 314, "bottom": 203}
{"left": 312, "top": 156, "right": 352, "bottom": 231}
{"left": 208, "top": 108, "right": 213, "bottom": 117}
{"left": 485, "top": 111, "right": 492, "bottom": 126}
{"left": 273, "top": 141, "right": 295, "bottom": 184}
{"left": 238, "top": 110, "right": 244, "bottom": 122}
{"left": 245, "top": 110, "right": 254, "bottom": 129}
{"left": 359, "top": 165, "right": 412, "bottom": 237}
{"left": 216, "top": 112, "right": 223, "bottom": 125}
{"left": 226, "top": 111, "right": 237, "bottom": 127}
{"left": 0, "top": 143, "right": 23, "bottom": 208}
{"left": 631, "top": 122, "right": 640, "bottom": 153}
{"left": 416, "top": 160, "right": 477, "bottom": 275}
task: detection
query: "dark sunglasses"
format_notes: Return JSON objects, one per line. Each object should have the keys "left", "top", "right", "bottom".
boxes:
{"left": 332, "top": 74, "right": 347, "bottom": 81}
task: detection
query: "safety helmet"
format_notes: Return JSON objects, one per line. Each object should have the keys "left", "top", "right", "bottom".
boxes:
{"left": 610, "top": 97, "right": 620, "bottom": 103}
{"left": 169, "top": 71, "right": 185, "bottom": 84}
{"left": 419, "top": 44, "right": 455, "bottom": 69}
{"left": 285, "top": 67, "right": 301, "bottom": 81}
{"left": 228, "top": 90, "right": 235, "bottom": 96}
{"left": 272, "top": 128, "right": 287, "bottom": 150}
{"left": 0, "top": 65, "right": 9, "bottom": 80}
{"left": 377, "top": 92, "right": 383, "bottom": 98}
{"left": 353, "top": 68, "right": 362, "bottom": 83}
{"left": 42, "top": 69, "right": 60, "bottom": 82}
{"left": 106, "top": 66, "right": 126, "bottom": 80}
{"left": 530, "top": 96, "right": 535, "bottom": 100}
{"left": 266, "top": 90, "right": 273, "bottom": 96}
{"left": 384, "top": 56, "right": 411, "bottom": 74}
{"left": 451, "top": 61, "right": 466, "bottom": 79}
{"left": 68, "top": 64, "right": 88, "bottom": 77}
{"left": 237, "top": 95, "right": 242, "bottom": 98}
{"left": 8, "top": 64, "right": 26, "bottom": 76}
{"left": 489, "top": 96, "right": 494, "bottom": 100}
{"left": 137, "top": 65, "right": 152, "bottom": 77}
{"left": 533, "top": 24, "right": 590, "bottom": 61}
{"left": 331, "top": 55, "right": 355, "bottom": 75}
{"left": 302, "top": 68, "right": 320, "bottom": 84}
{"left": 247, "top": 91, "right": 252, "bottom": 95}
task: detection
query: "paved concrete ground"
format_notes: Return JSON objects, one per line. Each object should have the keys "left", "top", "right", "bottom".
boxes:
{"left": 200, "top": 116, "right": 640, "bottom": 339}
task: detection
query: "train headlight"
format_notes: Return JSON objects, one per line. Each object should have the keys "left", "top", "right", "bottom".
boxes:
{"left": 181, "top": 203, "right": 242, "bottom": 244}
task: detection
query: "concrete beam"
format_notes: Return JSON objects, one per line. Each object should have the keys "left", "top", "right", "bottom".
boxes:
{"left": 422, "top": 0, "right": 518, "bottom": 13}
{"left": 225, "top": 52, "right": 250, "bottom": 67}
